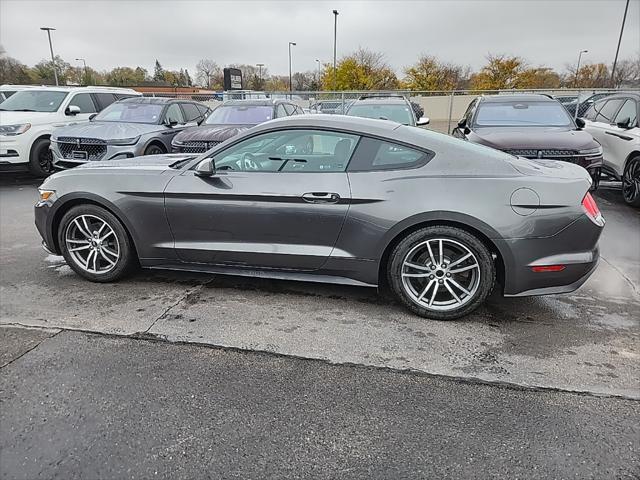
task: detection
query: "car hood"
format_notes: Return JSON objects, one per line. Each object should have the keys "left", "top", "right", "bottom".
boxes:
{"left": 53, "top": 121, "right": 163, "bottom": 140}
{"left": 63, "top": 154, "right": 194, "bottom": 173}
{"left": 471, "top": 126, "right": 597, "bottom": 151}
{"left": 175, "top": 124, "right": 254, "bottom": 142}
{"left": 0, "top": 111, "right": 58, "bottom": 126}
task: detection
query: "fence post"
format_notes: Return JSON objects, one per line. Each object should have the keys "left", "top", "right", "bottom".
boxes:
{"left": 341, "top": 92, "right": 345, "bottom": 113}
{"left": 447, "top": 90, "right": 455, "bottom": 134}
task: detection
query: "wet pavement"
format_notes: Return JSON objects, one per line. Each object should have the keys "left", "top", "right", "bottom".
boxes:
{"left": 1, "top": 173, "right": 638, "bottom": 398}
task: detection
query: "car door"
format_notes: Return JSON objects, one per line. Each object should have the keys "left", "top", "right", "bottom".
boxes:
{"left": 63, "top": 92, "right": 97, "bottom": 125}
{"left": 585, "top": 98, "right": 626, "bottom": 172}
{"left": 164, "top": 128, "right": 359, "bottom": 270}
{"left": 604, "top": 99, "right": 639, "bottom": 176}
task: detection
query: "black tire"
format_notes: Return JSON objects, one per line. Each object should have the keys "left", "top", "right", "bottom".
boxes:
{"left": 58, "top": 204, "right": 136, "bottom": 282}
{"left": 28, "top": 137, "right": 54, "bottom": 177}
{"left": 622, "top": 155, "right": 640, "bottom": 207}
{"left": 387, "top": 226, "right": 495, "bottom": 320}
{"left": 144, "top": 143, "right": 165, "bottom": 156}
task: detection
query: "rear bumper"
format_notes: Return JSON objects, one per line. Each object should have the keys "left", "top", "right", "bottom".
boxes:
{"left": 501, "top": 215, "right": 604, "bottom": 296}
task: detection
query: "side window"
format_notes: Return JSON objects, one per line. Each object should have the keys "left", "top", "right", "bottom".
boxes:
{"left": 69, "top": 93, "right": 97, "bottom": 113}
{"left": 181, "top": 103, "right": 202, "bottom": 123}
{"left": 210, "top": 129, "right": 360, "bottom": 173}
{"left": 276, "top": 104, "right": 288, "bottom": 118}
{"left": 582, "top": 103, "right": 600, "bottom": 121}
{"left": 595, "top": 99, "right": 624, "bottom": 123}
{"left": 295, "top": 106, "right": 305, "bottom": 115}
{"left": 613, "top": 99, "right": 637, "bottom": 127}
{"left": 462, "top": 99, "right": 476, "bottom": 122}
{"left": 93, "top": 93, "right": 116, "bottom": 111}
{"left": 348, "top": 138, "right": 434, "bottom": 172}
{"left": 164, "top": 103, "right": 185, "bottom": 124}
{"left": 283, "top": 104, "right": 296, "bottom": 116}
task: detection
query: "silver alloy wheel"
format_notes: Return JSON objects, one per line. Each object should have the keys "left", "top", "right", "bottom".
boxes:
{"left": 623, "top": 159, "right": 640, "bottom": 204}
{"left": 65, "top": 214, "right": 120, "bottom": 274}
{"left": 401, "top": 238, "right": 481, "bottom": 311}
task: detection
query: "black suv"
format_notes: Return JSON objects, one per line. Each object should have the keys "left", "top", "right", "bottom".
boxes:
{"left": 172, "top": 99, "right": 303, "bottom": 154}
{"left": 452, "top": 94, "right": 604, "bottom": 188}
{"left": 345, "top": 94, "right": 429, "bottom": 127}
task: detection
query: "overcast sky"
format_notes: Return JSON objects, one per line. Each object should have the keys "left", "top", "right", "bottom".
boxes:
{"left": 1, "top": 0, "right": 638, "bottom": 77}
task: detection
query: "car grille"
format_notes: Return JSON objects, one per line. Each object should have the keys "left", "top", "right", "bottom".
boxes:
{"left": 506, "top": 149, "right": 578, "bottom": 161}
{"left": 57, "top": 137, "right": 107, "bottom": 161}
{"left": 179, "top": 141, "right": 221, "bottom": 154}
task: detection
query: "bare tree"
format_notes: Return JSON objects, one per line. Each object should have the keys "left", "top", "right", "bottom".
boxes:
{"left": 196, "top": 59, "right": 221, "bottom": 89}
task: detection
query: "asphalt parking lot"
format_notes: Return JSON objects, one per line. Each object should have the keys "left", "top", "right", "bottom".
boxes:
{"left": 1, "top": 172, "right": 639, "bottom": 478}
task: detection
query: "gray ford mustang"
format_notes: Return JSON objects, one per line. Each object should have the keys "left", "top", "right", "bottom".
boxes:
{"left": 35, "top": 115, "right": 605, "bottom": 320}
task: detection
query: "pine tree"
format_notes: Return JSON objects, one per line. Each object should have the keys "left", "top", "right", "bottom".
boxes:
{"left": 153, "top": 59, "right": 164, "bottom": 82}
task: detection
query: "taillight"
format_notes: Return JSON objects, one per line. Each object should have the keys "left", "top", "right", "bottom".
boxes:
{"left": 582, "top": 192, "right": 603, "bottom": 225}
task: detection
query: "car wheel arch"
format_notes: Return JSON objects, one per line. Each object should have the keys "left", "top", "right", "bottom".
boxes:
{"left": 143, "top": 139, "right": 167, "bottom": 154}
{"left": 49, "top": 193, "right": 140, "bottom": 259}
{"left": 29, "top": 133, "right": 52, "bottom": 155}
{"left": 376, "top": 213, "right": 511, "bottom": 291}
{"left": 624, "top": 150, "right": 640, "bottom": 172}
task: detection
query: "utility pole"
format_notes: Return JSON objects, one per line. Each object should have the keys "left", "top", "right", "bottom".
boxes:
{"left": 288, "top": 42, "right": 296, "bottom": 92}
{"left": 610, "top": 0, "right": 630, "bottom": 87}
{"left": 574, "top": 50, "right": 588, "bottom": 120}
{"left": 40, "top": 27, "right": 58, "bottom": 86}
{"left": 316, "top": 59, "right": 321, "bottom": 89}
{"left": 256, "top": 63, "right": 264, "bottom": 89}
{"left": 333, "top": 10, "right": 339, "bottom": 90}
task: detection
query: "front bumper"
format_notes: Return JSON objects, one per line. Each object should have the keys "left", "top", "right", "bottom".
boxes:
{"left": 0, "top": 137, "right": 28, "bottom": 169}
{"left": 501, "top": 214, "right": 604, "bottom": 297}
{"left": 51, "top": 141, "right": 144, "bottom": 169}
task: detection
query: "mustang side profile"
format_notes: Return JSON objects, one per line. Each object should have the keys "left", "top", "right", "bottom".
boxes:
{"left": 35, "top": 115, "right": 604, "bottom": 320}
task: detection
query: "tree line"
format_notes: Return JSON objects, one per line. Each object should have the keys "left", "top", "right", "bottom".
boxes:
{"left": 1, "top": 45, "right": 638, "bottom": 91}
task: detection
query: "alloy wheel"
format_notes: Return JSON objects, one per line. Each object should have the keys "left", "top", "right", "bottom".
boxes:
{"left": 39, "top": 147, "right": 54, "bottom": 174}
{"left": 623, "top": 159, "right": 640, "bottom": 204}
{"left": 65, "top": 214, "right": 120, "bottom": 274}
{"left": 401, "top": 238, "right": 481, "bottom": 311}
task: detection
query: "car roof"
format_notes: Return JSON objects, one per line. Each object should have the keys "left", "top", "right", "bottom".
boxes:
{"left": 0, "top": 85, "right": 139, "bottom": 94}
{"left": 597, "top": 92, "right": 640, "bottom": 101}
{"left": 480, "top": 94, "right": 557, "bottom": 103}
{"left": 351, "top": 95, "right": 408, "bottom": 105}
{"left": 250, "top": 114, "right": 403, "bottom": 136}
{"left": 119, "top": 97, "right": 183, "bottom": 104}
{"left": 222, "top": 99, "right": 283, "bottom": 107}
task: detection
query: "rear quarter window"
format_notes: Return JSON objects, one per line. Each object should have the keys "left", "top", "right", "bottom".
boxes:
{"left": 348, "top": 137, "right": 434, "bottom": 172}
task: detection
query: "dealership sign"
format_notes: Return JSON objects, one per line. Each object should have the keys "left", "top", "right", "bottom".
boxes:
{"left": 223, "top": 68, "right": 243, "bottom": 90}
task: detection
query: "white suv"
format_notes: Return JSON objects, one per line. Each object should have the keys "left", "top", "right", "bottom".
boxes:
{"left": 0, "top": 86, "right": 140, "bottom": 176}
{"left": 583, "top": 93, "right": 640, "bottom": 206}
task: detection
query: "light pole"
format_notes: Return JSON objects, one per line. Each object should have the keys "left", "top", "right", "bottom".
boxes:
{"left": 316, "top": 59, "right": 321, "bottom": 89}
{"left": 574, "top": 49, "right": 588, "bottom": 119}
{"left": 332, "top": 9, "right": 338, "bottom": 90}
{"left": 76, "top": 58, "right": 87, "bottom": 85}
{"left": 40, "top": 27, "right": 58, "bottom": 86}
{"left": 288, "top": 42, "right": 296, "bottom": 92}
{"left": 611, "top": 0, "right": 630, "bottom": 87}
{"left": 256, "top": 63, "right": 264, "bottom": 89}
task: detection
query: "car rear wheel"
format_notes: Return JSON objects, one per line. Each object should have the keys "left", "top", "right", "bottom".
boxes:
{"left": 388, "top": 226, "right": 495, "bottom": 320}
{"left": 144, "top": 144, "right": 165, "bottom": 156}
{"left": 28, "top": 137, "right": 54, "bottom": 177}
{"left": 58, "top": 205, "right": 136, "bottom": 282}
{"left": 622, "top": 155, "right": 640, "bottom": 207}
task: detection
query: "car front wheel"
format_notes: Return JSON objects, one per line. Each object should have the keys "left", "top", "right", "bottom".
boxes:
{"left": 388, "top": 226, "right": 495, "bottom": 320}
{"left": 28, "top": 137, "right": 54, "bottom": 177}
{"left": 622, "top": 155, "right": 640, "bottom": 207}
{"left": 58, "top": 204, "right": 136, "bottom": 282}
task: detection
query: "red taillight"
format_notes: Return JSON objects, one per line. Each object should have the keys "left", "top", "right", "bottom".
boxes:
{"left": 582, "top": 192, "right": 602, "bottom": 224}
{"left": 531, "top": 265, "right": 566, "bottom": 273}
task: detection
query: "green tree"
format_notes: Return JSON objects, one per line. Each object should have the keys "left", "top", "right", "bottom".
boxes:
{"left": 105, "top": 66, "right": 148, "bottom": 86}
{"left": 321, "top": 48, "right": 398, "bottom": 90}
{"left": 153, "top": 59, "right": 164, "bottom": 82}
{"left": 469, "top": 54, "right": 527, "bottom": 90}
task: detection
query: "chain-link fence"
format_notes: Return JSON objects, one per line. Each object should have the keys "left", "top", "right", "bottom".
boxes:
{"left": 143, "top": 88, "right": 632, "bottom": 135}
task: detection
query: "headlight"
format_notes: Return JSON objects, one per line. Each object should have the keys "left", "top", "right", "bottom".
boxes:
{"left": 106, "top": 136, "right": 140, "bottom": 146}
{"left": 579, "top": 146, "right": 603, "bottom": 156}
{"left": 0, "top": 123, "right": 31, "bottom": 136}
{"left": 38, "top": 189, "right": 56, "bottom": 202}
{"left": 172, "top": 139, "right": 184, "bottom": 146}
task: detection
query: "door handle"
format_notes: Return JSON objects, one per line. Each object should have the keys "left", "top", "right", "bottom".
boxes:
{"left": 302, "top": 192, "right": 340, "bottom": 204}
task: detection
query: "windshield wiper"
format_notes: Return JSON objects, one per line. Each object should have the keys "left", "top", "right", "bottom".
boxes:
{"left": 7, "top": 108, "right": 37, "bottom": 112}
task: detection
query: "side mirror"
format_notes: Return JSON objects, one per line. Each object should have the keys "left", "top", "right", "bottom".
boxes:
{"left": 195, "top": 158, "right": 215, "bottom": 177}
{"left": 416, "top": 116, "right": 430, "bottom": 126}
{"left": 457, "top": 118, "right": 467, "bottom": 128}
{"left": 616, "top": 117, "right": 631, "bottom": 129}
{"left": 575, "top": 118, "right": 586, "bottom": 129}
{"left": 66, "top": 105, "right": 81, "bottom": 116}
{"left": 164, "top": 118, "right": 178, "bottom": 128}
{"left": 89, "top": 113, "right": 97, "bottom": 121}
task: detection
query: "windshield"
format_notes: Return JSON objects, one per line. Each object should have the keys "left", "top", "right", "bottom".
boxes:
{"left": 93, "top": 102, "right": 164, "bottom": 124}
{"left": 0, "top": 90, "right": 68, "bottom": 112}
{"left": 205, "top": 105, "right": 273, "bottom": 125}
{"left": 347, "top": 104, "right": 413, "bottom": 125}
{"left": 475, "top": 102, "right": 573, "bottom": 127}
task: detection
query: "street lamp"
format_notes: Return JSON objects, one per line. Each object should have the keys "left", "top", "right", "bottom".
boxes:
{"left": 574, "top": 49, "right": 588, "bottom": 119}
{"left": 288, "top": 42, "right": 296, "bottom": 92}
{"left": 40, "top": 27, "right": 58, "bottom": 86}
{"left": 315, "top": 59, "right": 321, "bottom": 89}
{"left": 76, "top": 58, "right": 87, "bottom": 85}
{"left": 332, "top": 9, "right": 338, "bottom": 90}
{"left": 256, "top": 63, "right": 264, "bottom": 89}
